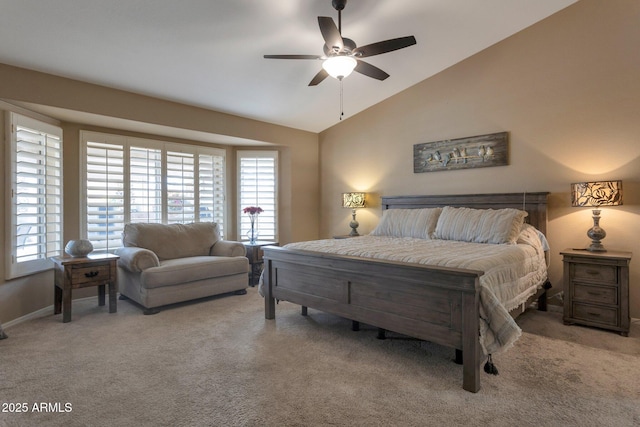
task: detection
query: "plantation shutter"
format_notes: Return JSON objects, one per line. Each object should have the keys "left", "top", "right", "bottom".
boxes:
{"left": 129, "top": 145, "right": 162, "bottom": 223}
{"left": 198, "top": 153, "right": 226, "bottom": 233}
{"left": 166, "top": 151, "right": 195, "bottom": 224}
{"left": 238, "top": 151, "right": 278, "bottom": 242}
{"left": 7, "top": 113, "right": 63, "bottom": 278}
{"left": 81, "top": 131, "right": 226, "bottom": 250}
{"left": 85, "top": 140, "right": 125, "bottom": 253}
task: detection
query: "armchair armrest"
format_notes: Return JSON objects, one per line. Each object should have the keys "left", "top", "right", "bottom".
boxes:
{"left": 210, "top": 240, "right": 246, "bottom": 257}
{"left": 115, "top": 247, "right": 160, "bottom": 273}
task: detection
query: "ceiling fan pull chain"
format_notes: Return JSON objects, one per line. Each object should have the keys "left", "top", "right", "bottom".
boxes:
{"left": 340, "top": 80, "right": 344, "bottom": 120}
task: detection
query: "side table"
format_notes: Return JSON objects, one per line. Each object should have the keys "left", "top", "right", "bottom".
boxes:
{"left": 51, "top": 253, "right": 119, "bottom": 323}
{"left": 560, "top": 248, "right": 632, "bottom": 336}
{"left": 244, "top": 241, "right": 278, "bottom": 286}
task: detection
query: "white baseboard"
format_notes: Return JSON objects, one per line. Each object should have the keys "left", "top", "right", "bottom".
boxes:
{"left": 3, "top": 296, "right": 99, "bottom": 330}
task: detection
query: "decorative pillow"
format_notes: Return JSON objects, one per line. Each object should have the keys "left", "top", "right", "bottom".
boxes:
{"left": 370, "top": 208, "right": 442, "bottom": 239}
{"left": 433, "top": 206, "right": 528, "bottom": 244}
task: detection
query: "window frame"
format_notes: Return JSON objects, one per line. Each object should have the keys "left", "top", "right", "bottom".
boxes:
{"left": 80, "top": 131, "right": 226, "bottom": 252}
{"left": 5, "top": 111, "right": 64, "bottom": 279}
{"left": 237, "top": 150, "right": 278, "bottom": 243}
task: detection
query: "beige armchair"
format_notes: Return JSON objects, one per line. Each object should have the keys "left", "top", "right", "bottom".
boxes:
{"left": 115, "top": 222, "right": 249, "bottom": 314}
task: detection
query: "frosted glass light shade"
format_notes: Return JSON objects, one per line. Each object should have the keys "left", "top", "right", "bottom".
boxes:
{"left": 322, "top": 56, "right": 357, "bottom": 80}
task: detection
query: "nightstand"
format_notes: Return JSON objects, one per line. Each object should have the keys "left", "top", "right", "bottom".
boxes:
{"left": 560, "top": 249, "right": 632, "bottom": 336}
{"left": 244, "top": 241, "right": 278, "bottom": 286}
{"left": 51, "top": 253, "right": 119, "bottom": 323}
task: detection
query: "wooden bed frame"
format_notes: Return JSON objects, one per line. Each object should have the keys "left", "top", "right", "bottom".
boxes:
{"left": 262, "top": 192, "right": 550, "bottom": 392}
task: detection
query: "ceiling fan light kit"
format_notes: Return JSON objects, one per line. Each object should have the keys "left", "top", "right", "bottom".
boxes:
{"left": 264, "top": 0, "right": 416, "bottom": 86}
{"left": 322, "top": 55, "right": 357, "bottom": 80}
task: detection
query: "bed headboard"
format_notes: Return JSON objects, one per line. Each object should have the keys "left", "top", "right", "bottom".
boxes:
{"left": 381, "top": 192, "right": 549, "bottom": 235}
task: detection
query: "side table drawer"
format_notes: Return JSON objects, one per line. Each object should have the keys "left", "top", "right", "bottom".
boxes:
{"left": 71, "top": 265, "right": 111, "bottom": 286}
{"left": 573, "top": 263, "right": 617, "bottom": 284}
{"left": 573, "top": 283, "right": 617, "bottom": 305}
{"left": 572, "top": 302, "right": 618, "bottom": 326}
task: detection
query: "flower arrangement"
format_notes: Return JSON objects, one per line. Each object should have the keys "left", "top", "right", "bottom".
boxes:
{"left": 243, "top": 206, "right": 264, "bottom": 215}
{"left": 243, "top": 206, "right": 263, "bottom": 243}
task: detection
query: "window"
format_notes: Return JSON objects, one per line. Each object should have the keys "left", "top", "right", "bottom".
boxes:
{"left": 129, "top": 144, "right": 162, "bottom": 223}
{"left": 238, "top": 151, "right": 278, "bottom": 242}
{"left": 166, "top": 150, "right": 195, "bottom": 223}
{"left": 5, "top": 112, "right": 63, "bottom": 279}
{"left": 85, "top": 138, "right": 125, "bottom": 253}
{"left": 81, "top": 131, "right": 226, "bottom": 253}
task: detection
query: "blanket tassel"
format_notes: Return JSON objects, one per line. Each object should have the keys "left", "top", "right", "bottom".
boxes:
{"left": 484, "top": 354, "right": 499, "bottom": 375}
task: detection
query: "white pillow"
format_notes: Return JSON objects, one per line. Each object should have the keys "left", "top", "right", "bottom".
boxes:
{"left": 370, "top": 208, "right": 442, "bottom": 239}
{"left": 517, "top": 223, "right": 550, "bottom": 251}
{"left": 433, "top": 206, "right": 528, "bottom": 244}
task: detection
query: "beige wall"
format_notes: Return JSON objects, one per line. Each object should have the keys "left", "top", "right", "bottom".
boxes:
{"left": 0, "top": 66, "right": 320, "bottom": 324}
{"left": 2, "top": 0, "right": 639, "bottom": 324}
{"left": 319, "top": 0, "right": 640, "bottom": 317}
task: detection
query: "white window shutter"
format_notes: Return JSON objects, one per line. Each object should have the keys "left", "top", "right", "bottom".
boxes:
{"left": 166, "top": 151, "right": 195, "bottom": 224}
{"left": 81, "top": 132, "right": 227, "bottom": 252}
{"left": 7, "top": 113, "right": 63, "bottom": 278}
{"left": 238, "top": 151, "right": 278, "bottom": 242}
{"left": 85, "top": 140, "right": 125, "bottom": 253}
{"left": 130, "top": 146, "right": 162, "bottom": 223}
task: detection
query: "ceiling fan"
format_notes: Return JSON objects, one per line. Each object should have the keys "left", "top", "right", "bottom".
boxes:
{"left": 264, "top": 0, "right": 417, "bottom": 86}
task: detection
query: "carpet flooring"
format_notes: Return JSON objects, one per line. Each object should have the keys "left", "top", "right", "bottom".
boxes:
{"left": 1, "top": 287, "right": 638, "bottom": 427}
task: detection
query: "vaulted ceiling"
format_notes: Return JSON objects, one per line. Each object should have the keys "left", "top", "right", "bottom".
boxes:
{"left": 0, "top": 0, "right": 577, "bottom": 133}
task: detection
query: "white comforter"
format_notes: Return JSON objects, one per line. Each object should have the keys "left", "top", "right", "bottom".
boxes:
{"left": 275, "top": 224, "right": 547, "bottom": 355}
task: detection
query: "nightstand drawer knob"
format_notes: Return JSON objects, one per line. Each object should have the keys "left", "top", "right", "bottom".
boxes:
{"left": 586, "top": 270, "right": 600, "bottom": 275}
{"left": 85, "top": 271, "right": 99, "bottom": 278}
{"left": 587, "top": 312, "right": 601, "bottom": 317}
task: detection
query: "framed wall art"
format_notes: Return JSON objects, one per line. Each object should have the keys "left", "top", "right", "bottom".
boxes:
{"left": 413, "top": 131, "right": 508, "bottom": 173}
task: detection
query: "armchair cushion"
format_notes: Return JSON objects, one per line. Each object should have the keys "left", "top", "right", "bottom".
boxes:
{"left": 142, "top": 256, "right": 249, "bottom": 289}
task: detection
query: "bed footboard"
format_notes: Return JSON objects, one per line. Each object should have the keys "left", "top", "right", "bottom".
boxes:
{"left": 263, "top": 246, "right": 484, "bottom": 393}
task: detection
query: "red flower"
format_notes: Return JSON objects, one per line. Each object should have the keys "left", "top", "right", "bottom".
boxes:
{"left": 243, "top": 206, "right": 263, "bottom": 215}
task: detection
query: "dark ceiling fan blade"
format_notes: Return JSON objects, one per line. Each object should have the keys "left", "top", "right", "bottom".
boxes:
{"left": 354, "top": 60, "right": 390, "bottom": 81}
{"left": 353, "top": 36, "right": 417, "bottom": 58}
{"left": 264, "top": 54, "right": 322, "bottom": 60}
{"left": 318, "top": 16, "right": 343, "bottom": 51}
{"left": 308, "top": 69, "right": 329, "bottom": 86}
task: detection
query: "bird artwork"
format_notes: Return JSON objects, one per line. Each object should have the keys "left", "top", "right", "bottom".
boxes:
{"left": 459, "top": 147, "right": 467, "bottom": 163}
{"left": 485, "top": 146, "right": 494, "bottom": 158}
{"left": 413, "top": 132, "right": 508, "bottom": 173}
{"left": 441, "top": 152, "right": 450, "bottom": 167}
{"left": 452, "top": 147, "right": 461, "bottom": 163}
{"left": 478, "top": 145, "right": 486, "bottom": 161}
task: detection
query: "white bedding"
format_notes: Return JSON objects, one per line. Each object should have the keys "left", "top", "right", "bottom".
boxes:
{"left": 269, "top": 223, "right": 548, "bottom": 356}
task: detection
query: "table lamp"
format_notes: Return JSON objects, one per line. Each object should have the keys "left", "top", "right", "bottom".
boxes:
{"left": 570, "top": 180, "right": 622, "bottom": 252}
{"left": 342, "top": 192, "right": 366, "bottom": 236}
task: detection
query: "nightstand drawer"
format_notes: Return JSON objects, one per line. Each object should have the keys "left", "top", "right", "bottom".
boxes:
{"left": 71, "top": 265, "right": 111, "bottom": 286}
{"left": 572, "top": 303, "right": 618, "bottom": 326}
{"left": 573, "top": 283, "right": 617, "bottom": 305}
{"left": 573, "top": 263, "right": 617, "bottom": 284}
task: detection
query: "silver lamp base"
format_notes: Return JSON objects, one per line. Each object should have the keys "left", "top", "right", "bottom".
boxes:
{"left": 586, "top": 209, "right": 607, "bottom": 252}
{"left": 348, "top": 209, "right": 360, "bottom": 236}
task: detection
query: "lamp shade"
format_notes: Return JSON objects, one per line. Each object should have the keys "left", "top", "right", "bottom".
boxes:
{"left": 571, "top": 180, "right": 623, "bottom": 207}
{"left": 322, "top": 56, "right": 357, "bottom": 80}
{"left": 342, "top": 192, "right": 366, "bottom": 209}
